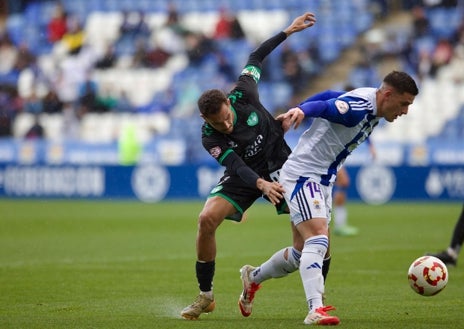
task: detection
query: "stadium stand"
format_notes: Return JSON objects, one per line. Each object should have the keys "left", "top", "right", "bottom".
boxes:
{"left": 1, "top": 0, "right": 463, "bottom": 165}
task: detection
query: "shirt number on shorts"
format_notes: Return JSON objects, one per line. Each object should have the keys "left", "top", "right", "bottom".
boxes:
{"left": 306, "top": 181, "right": 323, "bottom": 199}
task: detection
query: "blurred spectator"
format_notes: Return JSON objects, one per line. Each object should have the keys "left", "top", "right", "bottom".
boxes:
{"left": 113, "top": 90, "right": 133, "bottom": 113}
{"left": 369, "top": 0, "right": 389, "bottom": 19}
{"left": 297, "top": 42, "right": 321, "bottom": 79}
{"left": 77, "top": 72, "right": 102, "bottom": 115}
{"left": 52, "top": 52, "right": 90, "bottom": 104}
{"left": 47, "top": 2, "right": 68, "bottom": 44}
{"left": 411, "top": 5, "right": 430, "bottom": 38}
{"left": 42, "top": 90, "right": 63, "bottom": 114}
{"left": 417, "top": 49, "right": 432, "bottom": 80}
{"left": 118, "top": 122, "right": 141, "bottom": 165}
{"left": 380, "top": 31, "right": 405, "bottom": 59}
{"left": 131, "top": 38, "right": 172, "bottom": 69}
{"left": 118, "top": 10, "right": 151, "bottom": 41}
{"left": 451, "top": 19, "right": 464, "bottom": 45}
{"left": 280, "top": 43, "right": 306, "bottom": 95}
{"left": 23, "top": 90, "right": 43, "bottom": 114}
{"left": 131, "top": 38, "right": 150, "bottom": 68}
{"left": 229, "top": 16, "right": 246, "bottom": 40}
{"left": 154, "top": 3, "right": 187, "bottom": 55}
{"left": 184, "top": 31, "right": 215, "bottom": 66}
{"left": 95, "top": 44, "right": 117, "bottom": 69}
{"left": 165, "top": 3, "right": 187, "bottom": 35}
{"left": 213, "top": 8, "right": 245, "bottom": 40}
{"left": 0, "top": 34, "right": 18, "bottom": 75}
{"left": 145, "top": 41, "right": 172, "bottom": 68}
{"left": 400, "top": 38, "right": 417, "bottom": 73}
{"left": 24, "top": 114, "right": 44, "bottom": 139}
{"left": 97, "top": 85, "right": 118, "bottom": 112}
{"left": 0, "top": 108, "right": 13, "bottom": 137}
{"left": 448, "top": 41, "right": 464, "bottom": 83}
{"left": 430, "top": 38, "right": 454, "bottom": 77}
{"left": 213, "top": 7, "right": 232, "bottom": 39}
{"left": 116, "top": 10, "right": 151, "bottom": 58}
{"left": 0, "top": 86, "right": 21, "bottom": 137}
{"left": 60, "top": 15, "right": 85, "bottom": 55}
{"left": 13, "top": 42, "right": 36, "bottom": 72}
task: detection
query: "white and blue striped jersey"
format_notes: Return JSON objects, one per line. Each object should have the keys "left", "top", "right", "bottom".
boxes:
{"left": 282, "top": 87, "right": 381, "bottom": 186}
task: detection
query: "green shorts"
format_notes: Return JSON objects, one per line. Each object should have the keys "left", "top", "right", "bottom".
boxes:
{"left": 209, "top": 173, "right": 288, "bottom": 222}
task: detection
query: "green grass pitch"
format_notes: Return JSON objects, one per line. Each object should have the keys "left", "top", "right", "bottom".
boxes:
{"left": 0, "top": 200, "right": 463, "bottom": 328}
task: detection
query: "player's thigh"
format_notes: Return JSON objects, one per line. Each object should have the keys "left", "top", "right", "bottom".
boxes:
{"left": 201, "top": 196, "right": 237, "bottom": 223}
{"left": 335, "top": 167, "right": 350, "bottom": 188}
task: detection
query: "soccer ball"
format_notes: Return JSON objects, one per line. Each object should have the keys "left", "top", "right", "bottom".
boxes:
{"left": 407, "top": 256, "right": 448, "bottom": 296}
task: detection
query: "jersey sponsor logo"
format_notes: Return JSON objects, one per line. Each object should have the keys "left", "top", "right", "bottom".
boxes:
{"left": 209, "top": 146, "right": 222, "bottom": 158}
{"left": 247, "top": 112, "right": 259, "bottom": 126}
{"left": 244, "top": 135, "right": 263, "bottom": 158}
{"left": 335, "top": 100, "right": 349, "bottom": 114}
{"left": 241, "top": 65, "right": 261, "bottom": 83}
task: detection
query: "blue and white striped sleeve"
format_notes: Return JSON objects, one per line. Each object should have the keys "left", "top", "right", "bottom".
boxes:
{"left": 298, "top": 96, "right": 373, "bottom": 127}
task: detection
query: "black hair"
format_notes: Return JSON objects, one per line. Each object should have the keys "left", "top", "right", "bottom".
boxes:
{"left": 197, "top": 89, "right": 228, "bottom": 116}
{"left": 383, "top": 71, "right": 419, "bottom": 96}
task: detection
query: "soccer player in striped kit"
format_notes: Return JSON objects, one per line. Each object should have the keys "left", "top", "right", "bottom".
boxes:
{"left": 239, "top": 71, "right": 418, "bottom": 325}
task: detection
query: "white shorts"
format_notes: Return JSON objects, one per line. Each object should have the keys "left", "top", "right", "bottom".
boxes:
{"left": 280, "top": 173, "right": 333, "bottom": 226}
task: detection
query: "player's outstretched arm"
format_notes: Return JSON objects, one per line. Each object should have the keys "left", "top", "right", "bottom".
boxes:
{"left": 283, "top": 12, "right": 316, "bottom": 37}
{"left": 277, "top": 107, "right": 305, "bottom": 132}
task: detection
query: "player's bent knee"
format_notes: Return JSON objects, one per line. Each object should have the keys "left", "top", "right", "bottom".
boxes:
{"left": 198, "top": 211, "right": 221, "bottom": 233}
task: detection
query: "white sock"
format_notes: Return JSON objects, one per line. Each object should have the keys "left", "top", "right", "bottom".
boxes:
{"left": 251, "top": 247, "right": 301, "bottom": 284}
{"left": 200, "top": 291, "right": 213, "bottom": 299}
{"left": 299, "top": 235, "right": 328, "bottom": 312}
{"left": 333, "top": 206, "right": 347, "bottom": 227}
{"left": 447, "top": 247, "right": 458, "bottom": 259}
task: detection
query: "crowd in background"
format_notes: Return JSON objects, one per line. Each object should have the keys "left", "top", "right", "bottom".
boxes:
{"left": 0, "top": 0, "right": 462, "bottom": 142}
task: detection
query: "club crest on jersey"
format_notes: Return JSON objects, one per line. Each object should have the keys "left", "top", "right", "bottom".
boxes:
{"left": 247, "top": 112, "right": 259, "bottom": 126}
{"left": 209, "top": 146, "right": 222, "bottom": 158}
{"left": 335, "top": 100, "right": 349, "bottom": 114}
{"left": 313, "top": 200, "right": 321, "bottom": 210}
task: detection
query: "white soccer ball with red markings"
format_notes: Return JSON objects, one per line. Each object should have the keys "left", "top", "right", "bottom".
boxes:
{"left": 408, "top": 256, "right": 448, "bottom": 296}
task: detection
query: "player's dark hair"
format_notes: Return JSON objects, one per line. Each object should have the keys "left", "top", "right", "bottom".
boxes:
{"left": 383, "top": 71, "right": 419, "bottom": 96}
{"left": 198, "top": 89, "right": 228, "bottom": 116}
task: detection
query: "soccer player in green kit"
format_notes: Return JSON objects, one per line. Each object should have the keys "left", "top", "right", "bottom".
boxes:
{"left": 181, "top": 12, "right": 317, "bottom": 320}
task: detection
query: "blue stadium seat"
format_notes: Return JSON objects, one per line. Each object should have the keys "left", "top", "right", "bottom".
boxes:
{"left": 257, "top": 82, "right": 275, "bottom": 112}
{"left": 427, "top": 8, "right": 462, "bottom": 39}
{"left": 317, "top": 34, "right": 341, "bottom": 63}
{"left": 5, "top": 14, "right": 24, "bottom": 46}
{"left": 62, "top": 0, "right": 89, "bottom": 23}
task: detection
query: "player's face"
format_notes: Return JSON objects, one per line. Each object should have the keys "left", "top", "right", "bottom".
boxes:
{"left": 202, "top": 100, "right": 234, "bottom": 134}
{"left": 379, "top": 89, "right": 415, "bottom": 122}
